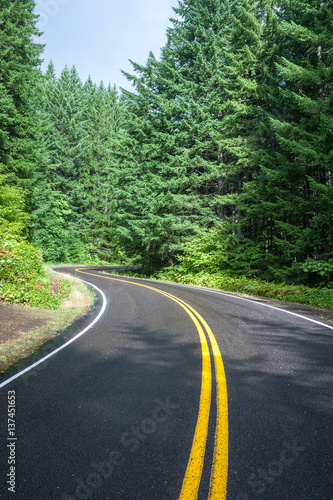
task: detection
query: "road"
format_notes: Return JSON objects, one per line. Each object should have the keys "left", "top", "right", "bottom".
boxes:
{"left": 0, "top": 266, "right": 332, "bottom": 499}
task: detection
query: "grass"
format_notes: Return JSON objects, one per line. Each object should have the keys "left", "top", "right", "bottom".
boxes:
{"left": 0, "top": 270, "right": 95, "bottom": 373}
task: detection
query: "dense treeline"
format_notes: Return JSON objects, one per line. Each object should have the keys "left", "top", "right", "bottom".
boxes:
{"left": 32, "top": 63, "right": 122, "bottom": 263}
{"left": 1, "top": 0, "right": 332, "bottom": 289}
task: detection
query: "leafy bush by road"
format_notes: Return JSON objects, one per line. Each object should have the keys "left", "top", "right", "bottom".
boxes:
{"left": 154, "top": 268, "right": 333, "bottom": 310}
{"left": 0, "top": 232, "right": 70, "bottom": 308}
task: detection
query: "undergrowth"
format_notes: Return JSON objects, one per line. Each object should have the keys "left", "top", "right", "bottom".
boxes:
{"left": 0, "top": 233, "right": 70, "bottom": 309}
{"left": 154, "top": 269, "right": 333, "bottom": 310}
{"left": 110, "top": 267, "right": 333, "bottom": 310}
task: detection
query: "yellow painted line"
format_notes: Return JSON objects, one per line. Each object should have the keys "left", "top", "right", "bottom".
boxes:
{"left": 149, "top": 290, "right": 229, "bottom": 499}
{"left": 198, "top": 314, "right": 228, "bottom": 500}
{"left": 176, "top": 313, "right": 211, "bottom": 499}
{"left": 75, "top": 268, "right": 228, "bottom": 499}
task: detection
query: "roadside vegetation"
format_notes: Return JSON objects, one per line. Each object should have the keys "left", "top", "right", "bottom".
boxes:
{"left": 110, "top": 232, "right": 333, "bottom": 310}
{"left": 154, "top": 269, "right": 333, "bottom": 310}
{"left": 154, "top": 232, "right": 333, "bottom": 310}
{"left": 111, "top": 266, "right": 333, "bottom": 312}
{"left": 0, "top": 232, "right": 70, "bottom": 308}
{"left": 0, "top": 271, "right": 95, "bottom": 373}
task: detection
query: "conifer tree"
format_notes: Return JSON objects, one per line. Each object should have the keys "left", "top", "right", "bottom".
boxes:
{"left": 0, "top": 0, "right": 44, "bottom": 252}
{"left": 270, "top": 0, "right": 333, "bottom": 265}
{"left": 32, "top": 65, "right": 124, "bottom": 262}
{"left": 32, "top": 65, "right": 89, "bottom": 261}
{"left": 117, "top": 0, "right": 241, "bottom": 268}
{"left": 84, "top": 82, "right": 123, "bottom": 261}
{"left": 221, "top": 0, "right": 283, "bottom": 276}
{"left": 31, "top": 62, "right": 71, "bottom": 261}
{"left": 0, "top": 0, "right": 43, "bottom": 190}
{"left": 241, "top": 0, "right": 333, "bottom": 280}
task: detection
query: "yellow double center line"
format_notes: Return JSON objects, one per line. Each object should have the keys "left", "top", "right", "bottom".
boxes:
{"left": 76, "top": 269, "right": 228, "bottom": 499}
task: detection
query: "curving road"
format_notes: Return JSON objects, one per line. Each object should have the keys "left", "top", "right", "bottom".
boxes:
{"left": 0, "top": 266, "right": 332, "bottom": 499}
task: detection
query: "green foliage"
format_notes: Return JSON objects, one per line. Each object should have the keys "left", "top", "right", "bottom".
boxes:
{"left": 153, "top": 267, "right": 333, "bottom": 310}
{"left": 177, "top": 226, "right": 233, "bottom": 273}
{"left": 241, "top": 0, "right": 333, "bottom": 271}
{"left": 0, "top": 0, "right": 43, "bottom": 193}
{"left": 31, "top": 64, "right": 124, "bottom": 264}
{"left": 115, "top": 0, "right": 240, "bottom": 267}
{"left": 31, "top": 64, "right": 88, "bottom": 262}
{"left": 301, "top": 259, "right": 333, "bottom": 287}
{"left": 0, "top": 232, "right": 70, "bottom": 308}
{"left": 0, "top": 168, "right": 30, "bottom": 235}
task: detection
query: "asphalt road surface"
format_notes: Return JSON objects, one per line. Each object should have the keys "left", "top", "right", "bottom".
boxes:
{"left": 1, "top": 266, "right": 332, "bottom": 500}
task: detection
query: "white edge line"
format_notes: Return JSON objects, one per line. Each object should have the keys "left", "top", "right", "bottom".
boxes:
{"left": 100, "top": 272, "right": 333, "bottom": 332}
{"left": 0, "top": 270, "right": 107, "bottom": 389}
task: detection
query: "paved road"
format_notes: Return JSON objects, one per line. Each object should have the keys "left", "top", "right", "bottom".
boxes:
{"left": 1, "top": 266, "right": 332, "bottom": 499}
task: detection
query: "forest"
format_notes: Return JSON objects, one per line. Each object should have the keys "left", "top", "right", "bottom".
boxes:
{"left": 0, "top": 0, "right": 333, "bottom": 308}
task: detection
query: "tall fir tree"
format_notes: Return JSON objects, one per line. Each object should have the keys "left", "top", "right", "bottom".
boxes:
{"left": 32, "top": 65, "right": 89, "bottom": 261}
{"left": 31, "top": 62, "right": 69, "bottom": 261}
{"left": 270, "top": 0, "right": 333, "bottom": 265}
{"left": 117, "top": 0, "right": 244, "bottom": 268}
{"left": 32, "top": 64, "right": 124, "bottom": 263}
{"left": 0, "top": 0, "right": 43, "bottom": 231}
{"left": 84, "top": 81, "right": 123, "bottom": 261}
{"left": 0, "top": 0, "right": 43, "bottom": 187}
{"left": 239, "top": 0, "right": 333, "bottom": 281}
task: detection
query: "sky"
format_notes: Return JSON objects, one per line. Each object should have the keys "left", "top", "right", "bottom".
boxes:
{"left": 34, "top": 0, "right": 179, "bottom": 91}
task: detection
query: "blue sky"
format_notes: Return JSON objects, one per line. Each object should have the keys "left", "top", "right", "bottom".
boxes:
{"left": 34, "top": 0, "right": 178, "bottom": 91}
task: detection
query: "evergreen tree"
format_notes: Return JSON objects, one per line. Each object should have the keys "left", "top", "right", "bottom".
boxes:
{"left": 117, "top": 0, "right": 241, "bottom": 268}
{"left": 270, "top": 0, "right": 333, "bottom": 266}
{"left": 84, "top": 81, "right": 123, "bottom": 261}
{"left": 0, "top": 0, "right": 43, "bottom": 192}
{"left": 32, "top": 65, "right": 90, "bottom": 262}
{"left": 239, "top": 0, "right": 333, "bottom": 281}
{"left": 31, "top": 63, "right": 71, "bottom": 261}
{"left": 220, "top": 0, "right": 283, "bottom": 276}
{"left": 32, "top": 65, "right": 124, "bottom": 263}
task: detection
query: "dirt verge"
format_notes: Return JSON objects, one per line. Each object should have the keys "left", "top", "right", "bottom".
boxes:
{"left": 0, "top": 273, "right": 95, "bottom": 373}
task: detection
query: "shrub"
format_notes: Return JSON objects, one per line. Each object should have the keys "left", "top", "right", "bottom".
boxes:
{"left": 0, "top": 231, "right": 70, "bottom": 308}
{"left": 153, "top": 269, "right": 333, "bottom": 310}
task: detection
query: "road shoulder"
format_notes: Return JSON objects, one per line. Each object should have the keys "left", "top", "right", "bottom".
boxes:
{"left": 0, "top": 272, "right": 95, "bottom": 373}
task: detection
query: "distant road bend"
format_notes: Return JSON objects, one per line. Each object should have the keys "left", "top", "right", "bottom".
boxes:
{"left": 0, "top": 266, "right": 332, "bottom": 499}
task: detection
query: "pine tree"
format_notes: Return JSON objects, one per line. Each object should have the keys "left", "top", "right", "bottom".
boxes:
{"left": 241, "top": 0, "right": 333, "bottom": 280}
{"left": 32, "top": 65, "right": 89, "bottom": 262}
{"left": 221, "top": 0, "right": 283, "bottom": 276}
{"left": 116, "top": 0, "right": 242, "bottom": 268}
{"left": 84, "top": 81, "right": 123, "bottom": 261}
{"left": 0, "top": 0, "right": 43, "bottom": 191}
{"left": 31, "top": 62, "right": 71, "bottom": 261}
{"left": 32, "top": 65, "right": 124, "bottom": 263}
{"left": 271, "top": 0, "right": 333, "bottom": 265}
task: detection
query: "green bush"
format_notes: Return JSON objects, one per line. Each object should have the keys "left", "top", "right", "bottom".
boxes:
{"left": 300, "top": 259, "right": 333, "bottom": 287}
{"left": 0, "top": 232, "right": 70, "bottom": 308}
{"left": 153, "top": 268, "right": 333, "bottom": 310}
